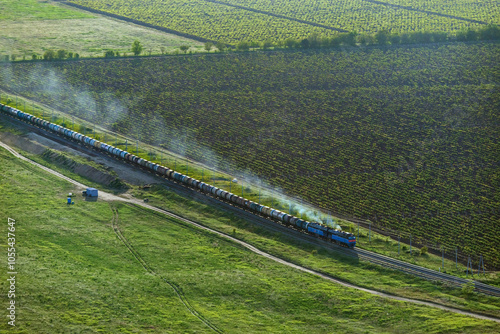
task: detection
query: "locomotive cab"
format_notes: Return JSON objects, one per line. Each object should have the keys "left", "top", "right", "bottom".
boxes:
{"left": 348, "top": 236, "right": 356, "bottom": 248}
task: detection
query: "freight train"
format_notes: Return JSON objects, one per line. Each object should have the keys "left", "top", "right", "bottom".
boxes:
{"left": 0, "top": 103, "right": 356, "bottom": 248}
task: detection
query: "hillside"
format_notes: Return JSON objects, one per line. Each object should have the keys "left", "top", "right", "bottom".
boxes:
{"left": 3, "top": 134, "right": 500, "bottom": 332}
{"left": 1, "top": 42, "right": 498, "bottom": 267}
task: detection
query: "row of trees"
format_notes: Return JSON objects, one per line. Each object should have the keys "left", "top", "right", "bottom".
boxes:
{"left": 42, "top": 49, "right": 80, "bottom": 60}
{"left": 3, "top": 25, "right": 498, "bottom": 63}
{"left": 233, "top": 24, "right": 500, "bottom": 51}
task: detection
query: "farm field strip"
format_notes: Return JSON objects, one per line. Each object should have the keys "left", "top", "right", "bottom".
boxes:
{"left": 66, "top": 0, "right": 339, "bottom": 44}
{"left": 201, "top": 0, "right": 348, "bottom": 32}
{"left": 216, "top": 0, "right": 492, "bottom": 33}
{"left": 377, "top": 0, "right": 500, "bottom": 25}
{"left": 1, "top": 138, "right": 500, "bottom": 325}
{"left": 66, "top": 0, "right": 491, "bottom": 44}
{"left": 362, "top": 0, "right": 490, "bottom": 24}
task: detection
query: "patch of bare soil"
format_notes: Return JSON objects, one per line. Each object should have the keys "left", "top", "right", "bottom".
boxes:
{"left": 1, "top": 131, "right": 158, "bottom": 187}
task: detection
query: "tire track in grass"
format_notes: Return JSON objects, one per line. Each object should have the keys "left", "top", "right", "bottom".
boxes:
{"left": 110, "top": 205, "right": 223, "bottom": 334}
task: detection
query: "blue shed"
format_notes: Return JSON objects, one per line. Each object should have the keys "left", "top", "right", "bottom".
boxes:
{"left": 85, "top": 188, "right": 98, "bottom": 197}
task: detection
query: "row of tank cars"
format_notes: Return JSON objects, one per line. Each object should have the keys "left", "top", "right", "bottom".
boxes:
{"left": 1, "top": 103, "right": 356, "bottom": 248}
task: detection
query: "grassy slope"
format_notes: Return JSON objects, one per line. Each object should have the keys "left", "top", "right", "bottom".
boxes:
{"left": 0, "top": 0, "right": 203, "bottom": 59}
{"left": 0, "top": 147, "right": 499, "bottom": 333}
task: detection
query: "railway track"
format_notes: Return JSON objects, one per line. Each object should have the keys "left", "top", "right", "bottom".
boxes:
{"left": 2, "top": 112, "right": 500, "bottom": 298}
{"left": 353, "top": 248, "right": 500, "bottom": 297}
{"left": 1, "top": 137, "right": 500, "bottom": 324}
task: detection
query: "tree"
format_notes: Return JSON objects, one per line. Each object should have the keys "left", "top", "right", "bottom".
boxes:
{"left": 56, "top": 49, "right": 67, "bottom": 59}
{"left": 236, "top": 41, "right": 250, "bottom": 51}
{"left": 204, "top": 42, "right": 213, "bottom": 52}
{"left": 390, "top": 34, "right": 401, "bottom": 45}
{"left": 400, "top": 33, "right": 411, "bottom": 44}
{"left": 466, "top": 29, "right": 478, "bottom": 41}
{"left": 357, "top": 34, "right": 374, "bottom": 46}
{"left": 215, "top": 41, "right": 226, "bottom": 52}
{"left": 479, "top": 24, "right": 500, "bottom": 40}
{"left": 308, "top": 33, "right": 321, "bottom": 48}
{"left": 160, "top": 46, "right": 166, "bottom": 54}
{"left": 420, "top": 246, "right": 428, "bottom": 255}
{"left": 432, "top": 32, "right": 447, "bottom": 43}
{"left": 67, "top": 52, "right": 73, "bottom": 59}
{"left": 341, "top": 32, "right": 358, "bottom": 46}
{"left": 10, "top": 55, "right": 16, "bottom": 61}
{"left": 131, "top": 40, "right": 143, "bottom": 56}
{"left": 43, "top": 50, "right": 56, "bottom": 60}
{"left": 375, "top": 30, "right": 389, "bottom": 45}
{"left": 105, "top": 50, "right": 115, "bottom": 57}
{"left": 32, "top": 54, "right": 37, "bottom": 60}
{"left": 180, "top": 45, "right": 189, "bottom": 53}
{"left": 284, "top": 38, "right": 297, "bottom": 49}
{"left": 300, "top": 38, "right": 310, "bottom": 49}
{"left": 261, "top": 40, "right": 273, "bottom": 50}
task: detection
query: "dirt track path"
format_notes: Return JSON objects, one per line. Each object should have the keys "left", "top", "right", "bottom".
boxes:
{"left": 1, "top": 140, "right": 499, "bottom": 324}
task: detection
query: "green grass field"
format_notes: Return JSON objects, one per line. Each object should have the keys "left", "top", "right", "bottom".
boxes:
{"left": 0, "top": 0, "right": 203, "bottom": 59}
{"left": 1, "top": 117, "right": 499, "bottom": 326}
{"left": 0, "top": 0, "right": 94, "bottom": 20}
{"left": 1, "top": 131, "right": 500, "bottom": 332}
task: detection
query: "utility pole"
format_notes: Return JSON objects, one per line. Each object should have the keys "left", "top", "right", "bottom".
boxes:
{"left": 369, "top": 222, "right": 371, "bottom": 243}
{"left": 442, "top": 247, "right": 444, "bottom": 271}
{"left": 398, "top": 235, "right": 400, "bottom": 255}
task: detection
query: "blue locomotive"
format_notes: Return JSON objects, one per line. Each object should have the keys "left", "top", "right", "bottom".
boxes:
{"left": 0, "top": 103, "right": 356, "bottom": 248}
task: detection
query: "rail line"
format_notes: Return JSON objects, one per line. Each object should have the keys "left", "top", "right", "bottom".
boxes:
{"left": 2, "top": 111, "right": 500, "bottom": 299}
{"left": 1, "top": 137, "right": 500, "bottom": 323}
